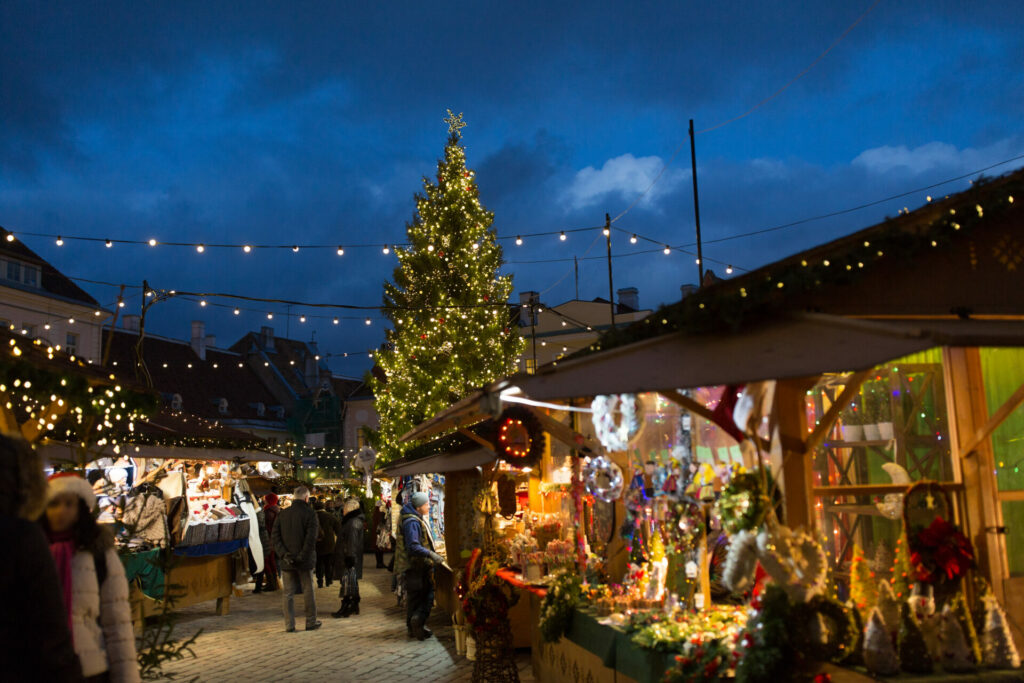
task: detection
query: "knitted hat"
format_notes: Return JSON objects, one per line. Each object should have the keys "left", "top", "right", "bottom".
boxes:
{"left": 410, "top": 491, "right": 428, "bottom": 508}
{"left": 265, "top": 493, "right": 279, "bottom": 506}
{"left": 47, "top": 472, "right": 97, "bottom": 512}
{"left": 343, "top": 498, "right": 361, "bottom": 514}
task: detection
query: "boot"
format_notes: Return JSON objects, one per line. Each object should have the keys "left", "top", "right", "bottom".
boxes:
{"left": 349, "top": 600, "right": 360, "bottom": 616}
{"left": 332, "top": 599, "right": 351, "bottom": 618}
{"left": 410, "top": 617, "right": 430, "bottom": 641}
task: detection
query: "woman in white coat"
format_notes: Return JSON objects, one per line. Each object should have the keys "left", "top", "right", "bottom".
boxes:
{"left": 42, "top": 472, "right": 140, "bottom": 683}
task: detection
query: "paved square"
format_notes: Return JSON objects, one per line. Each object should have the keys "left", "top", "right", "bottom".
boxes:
{"left": 159, "top": 563, "right": 534, "bottom": 682}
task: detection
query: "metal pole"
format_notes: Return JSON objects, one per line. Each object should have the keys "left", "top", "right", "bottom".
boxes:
{"left": 574, "top": 256, "right": 579, "bottom": 301}
{"left": 605, "top": 213, "right": 616, "bottom": 329}
{"left": 689, "top": 119, "right": 704, "bottom": 286}
{"left": 530, "top": 302, "right": 538, "bottom": 372}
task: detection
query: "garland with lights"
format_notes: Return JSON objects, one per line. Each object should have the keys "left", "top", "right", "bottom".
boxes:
{"left": 368, "top": 112, "right": 525, "bottom": 461}
{"left": 496, "top": 406, "right": 544, "bottom": 469}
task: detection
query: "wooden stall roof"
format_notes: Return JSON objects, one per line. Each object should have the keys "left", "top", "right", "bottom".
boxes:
{"left": 377, "top": 446, "right": 495, "bottom": 477}
{"left": 39, "top": 439, "right": 289, "bottom": 464}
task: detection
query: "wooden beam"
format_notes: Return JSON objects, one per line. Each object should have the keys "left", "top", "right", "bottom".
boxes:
{"left": 804, "top": 369, "right": 872, "bottom": 456}
{"left": 660, "top": 389, "right": 771, "bottom": 451}
{"left": 527, "top": 407, "right": 601, "bottom": 454}
{"left": 458, "top": 427, "right": 495, "bottom": 452}
{"left": 958, "top": 380, "right": 1024, "bottom": 460}
{"left": 0, "top": 396, "right": 19, "bottom": 435}
{"left": 775, "top": 377, "right": 819, "bottom": 529}
{"left": 814, "top": 483, "right": 964, "bottom": 497}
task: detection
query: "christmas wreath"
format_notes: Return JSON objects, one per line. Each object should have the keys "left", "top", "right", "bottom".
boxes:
{"left": 789, "top": 596, "right": 859, "bottom": 663}
{"left": 584, "top": 454, "right": 624, "bottom": 503}
{"left": 715, "top": 468, "right": 779, "bottom": 535}
{"left": 496, "top": 406, "right": 545, "bottom": 468}
{"left": 590, "top": 393, "right": 640, "bottom": 452}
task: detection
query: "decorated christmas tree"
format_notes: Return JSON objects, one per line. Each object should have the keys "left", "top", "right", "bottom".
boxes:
{"left": 877, "top": 579, "right": 901, "bottom": 637}
{"left": 938, "top": 604, "right": 975, "bottom": 673}
{"left": 898, "top": 602, "right": 933, "bottom": 673}
{"left": 982, "top": 595, "right": 1021, "bottom": 669}
{"left": 369, "top": 112, "right": 525, "bottom": 460}
{"left": 891, "top": 531, "right": 914, "bottom": 600}
{"left": 849, "top": 543, "right": 877, "bottom": 618}
{"left": 863, "top": 608, "right": 899, "bottom": 676}
{"left": 950, "top": 593, "right": 982, "bottom": 665}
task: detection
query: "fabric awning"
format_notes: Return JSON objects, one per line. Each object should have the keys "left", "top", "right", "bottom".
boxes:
{"left": 511, "top": 314, "right": 1024, "bottom": 401}
{"left": 377, "top": 447, "right": 495, "bottom": 477}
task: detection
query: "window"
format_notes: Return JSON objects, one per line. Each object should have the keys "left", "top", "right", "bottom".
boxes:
{"left": 525, "top": 358, "right": 536, "bottom": 375}
{"left": 6, "top": 260, "right": 21, "bottom": 282}
{"left": 218, "top": 398, "right": 229, "bottom": 415}
{"left": 65, "top": 332, "right": 79, "bottom": 356}
{"left": 22, "top": 265, "right": 39, "bottom": 287}
{"left": 171, "top": 394, "right": 183, "bottom": 411}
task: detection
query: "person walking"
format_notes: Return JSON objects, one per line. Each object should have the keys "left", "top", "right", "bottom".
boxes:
{"left": 271, "top": 485, "right": 321, "bottom": 632}
{"left": 372, "top": 499, "right": 390, "bottom": 569}
{"left": 332, "top": 498, "right": 365, "bottom": 618}
{"left": 395, "top": 491, "right": 445, "bottom": 640}
{"left": 313, "top": 500, "right": 341, "bottom": 588}
{"left": 41, "top": 472, "right": 140, "bottom": 683}
{"left": 0, "top": 434, "right": 82, "bottom": 682}
{"left": 261, "top": 493, "right": 280, "bottom": 592}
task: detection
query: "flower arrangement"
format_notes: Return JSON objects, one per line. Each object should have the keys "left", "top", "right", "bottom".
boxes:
{"left": 629, "top": 605, "right": 748, "bottom": 653}
{"left": 508, "top": 533, "right": 539, "bottom": 569}
{"left": 909, "top": 516, "right": 975, "bottom": 586}
{"left": 539, "top": 569, "right": 583, "bottom": 643}
{"left": 545, "top": 539, "right": 575, "bottom": 571}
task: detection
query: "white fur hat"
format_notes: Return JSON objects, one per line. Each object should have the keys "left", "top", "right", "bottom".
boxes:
{"left": 47, "top": 472, "right": 98, "bottom": 511}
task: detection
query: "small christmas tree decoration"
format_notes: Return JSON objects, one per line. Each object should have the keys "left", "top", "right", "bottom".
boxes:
{"left": 908, "top": 587, "right": 941, "bottom": 661}
{"left": 950, "top": 593, "right": 982, "bottom": 665}
{"left": 982, "top": 595, "right": 1021, "bottom": 669}
{"left": 938, "top": 604, "right": 975, "bottom": 673}
{"left": 864, "top": 608, "right": 900, "bottom": 676}
{"left": 873, "top": 539, "right": 894, "bottom": 584}
{"left": 898, "top": 602, "right": 934, "bottom": 673}
{"left": 876, "top": 579, "right": 900, "bottom": 637}
{"left": 891, "top": 531, "right": 914, "bottom": 600}
{"left": 849, "top": 543, "right": 877, "bottom": 618}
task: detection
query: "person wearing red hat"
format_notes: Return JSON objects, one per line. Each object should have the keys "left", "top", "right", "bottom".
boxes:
{"left": 42, "top": 472, "right": 140, "bottom": 683}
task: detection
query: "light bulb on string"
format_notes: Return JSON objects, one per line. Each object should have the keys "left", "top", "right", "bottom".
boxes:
{"left": 199, "top": 300, "right": 207, "bottom": 307}
{"left": 196, "top": 244, "right": 205, "bottom": 253}
{"left": 630, "top": 234, "right": 638, "bottom": 244}
{"left": 337, "top": 246, "right": 344, "bottom": 256}
{"left": 382, "top": 245, "right": 390, "bottom": 255}
{"left": 233, "top": 308, "right": 240, "bottom": 315}
{"left": 559, "top": 231, "right": 566, "bottom": 241}
{"left": 5, "top": 233, "right": 13, "bottom": 242}
{"left": 365, "top": 318, "right": 372, "bottom": 326}
{"left": 292, "top": 245, "right": 299, "bottom": 253}
{"left": 695, "top": 258, "right": 701, "bottom": 265}
{"left": 55, "top": 236, "right": 64, "bottom": 246}
{"left": 663, "top": 245, "right": 671, "bottom": 255}
{"left": 267, "top": 313, "right": 273, "bottom": 320}
{"left": 299, "top": 316, "right": 306, "bottom": 323}
{"left": 105, "top": 239, "right": 113, "bottom": 248}
{"left": 333, "top": 318, "right": 339, "bottom": 325}
{"left": 148, "top": 238, "right": 157, "bottom": 247}
{"left": 427, "top": 244, "right": 434, "bottom": 252}
{"left": 726, "top": 265, "right": 734, "bottom": 274}
{"left": 603, "top": 227, "right": 610, "bottom": 237}
{"left": 515, "top": 235, "right": 523, "bottom": 246}
{"left": 243, "top": 245, "right": 252, "bottom": 253}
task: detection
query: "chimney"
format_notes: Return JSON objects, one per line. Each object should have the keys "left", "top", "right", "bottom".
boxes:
{"left": 680, "top": 284, "right": 699, "bottom": 299}
{"left": 260, "top": 326, "right": 275, "bottom": 351}
{"left": 518, "top": 291, "right": 539, "bottom": 326}
{"left": 190, "top": 321, "right": 206, "bottom": 361}
{"left": 122, "top": 315, "right": 141, "bottom": 333}
{"left": 617, "top": 287, "right": 639, "bottom": 312}
{"left": 304, "top": 354, "right": 318, "bottom": 388}
{"left": 205, "top": 334, "right": 216, "bottom": 349}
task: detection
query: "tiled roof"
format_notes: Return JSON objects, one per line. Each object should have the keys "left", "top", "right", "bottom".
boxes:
{"left": 230, "top": 332, "right": 327, "bottom": 398}
{"left": 0, "top": 227, "right": 100, "bottom": 307}
{"left": 104, "top": 328, "right": 282, "bottom": 421}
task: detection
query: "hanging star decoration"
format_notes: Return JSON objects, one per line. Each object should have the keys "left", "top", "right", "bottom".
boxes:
{"left": 445, "top": 109, "right": 466, "bottom": 136}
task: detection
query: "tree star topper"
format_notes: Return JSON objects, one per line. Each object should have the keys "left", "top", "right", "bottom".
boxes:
{"left": 445, "top": 109, "right": 466, "bottom": 136}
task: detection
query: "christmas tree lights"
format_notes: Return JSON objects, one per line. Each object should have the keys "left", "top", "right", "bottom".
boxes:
{"left": 369, "top": 112, "right": 525, "bottom": 461}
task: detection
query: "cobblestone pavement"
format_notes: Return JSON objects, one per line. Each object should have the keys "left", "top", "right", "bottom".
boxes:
{"left": 160, "top": 562, "right": 534, "bottom": 682}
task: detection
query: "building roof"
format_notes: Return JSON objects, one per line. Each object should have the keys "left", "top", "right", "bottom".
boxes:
{"left": 330, "top": 376, "right": 364, "bottom": 399}
{"left": 0, "top": 228, "right": 100, "bottom": 307}
{"left": 104, "top": 328, "right": 283, "bottom": 422}
{"left": 230, "top": 331, "right": 331, "bottom": 399}
{"left": 585, "top": 168, "right": 1024, "bottom": 357}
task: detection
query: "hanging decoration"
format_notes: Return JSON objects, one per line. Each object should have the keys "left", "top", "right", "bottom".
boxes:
{"left": 583, "top": 454, "right": 624, "bottom": 503}
{"left": 715, "top": 468, "right": 778, "bottom": 535}
{"left": 495, "top": 406, "right": 544, "bottom": 468}
{"left": 352, "top": 446, "right": 377, "bottom": 496}
{"left": 590, "top": 393, "right": 639, "bottom": 452}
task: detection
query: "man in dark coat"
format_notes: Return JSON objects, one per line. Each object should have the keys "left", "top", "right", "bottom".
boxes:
{"left": 331, "top": 498, "right": 365, "bottom": 618}
{"left": 314, "top": 500, "right": 341, "bottom": 588}
{"left": 395, "top": 491, "right": 445, "bottom": 640}
{"left": 271, "top": 486, "right": 321, "bottom": 632}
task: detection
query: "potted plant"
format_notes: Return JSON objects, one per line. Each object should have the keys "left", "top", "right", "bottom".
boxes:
{"left": 840, "top": 400, "right": 864, "bottom": 442}
{"left": 862, "top": 381, "right": 894, "bottom": 441}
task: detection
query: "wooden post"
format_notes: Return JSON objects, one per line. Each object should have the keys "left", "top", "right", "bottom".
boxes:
{"left": 774, "top": 378, "right": 817, "bottom": 529}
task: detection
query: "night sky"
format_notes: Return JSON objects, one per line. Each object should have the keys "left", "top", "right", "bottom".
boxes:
{"left": 2, "top": 1, "right": 1021, "bottom": 376}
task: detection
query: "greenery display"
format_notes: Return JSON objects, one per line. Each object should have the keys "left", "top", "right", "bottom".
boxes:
{"left": 715, "top": 468, "right": 777, "bottom": 535}
{"left": 891, "top": 531, "right": 914, "bottom": 599}
{"left": 735, "top": 585, "right": 792, "bottom": 682}
{"left": 862, "top": 380, "right": 891, "bottom": 425}
{"left": 849, "top": 543, "right": 877, "bottom": 619}
{"left": 898, "top": 602, "right": 934, "bottom": 673}
{"left": 538, "top": 569, "right": 583, "bottom": 643}
{"left": 368, "top": 112, "right": 524, "bottom": 461}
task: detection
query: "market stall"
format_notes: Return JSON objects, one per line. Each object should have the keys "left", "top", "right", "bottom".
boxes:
{"left": 396, "top": 170, "right": 1024, "bottom": 681}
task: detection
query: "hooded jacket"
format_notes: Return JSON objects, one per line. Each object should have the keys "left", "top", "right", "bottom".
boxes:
{"left": 271, "top": 499, "right": 319, "bottom": 571}
{"left": 394, "top": 502, "right": 441, "bottom": 574}
{"left": 333, "top": 507, "right": 365, "bottom": 580}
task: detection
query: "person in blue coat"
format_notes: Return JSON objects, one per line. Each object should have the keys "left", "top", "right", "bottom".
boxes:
{"left": 394, "top": 491, "right": 445, "bottom": 640}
